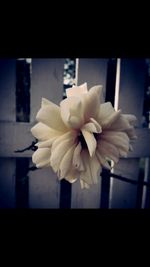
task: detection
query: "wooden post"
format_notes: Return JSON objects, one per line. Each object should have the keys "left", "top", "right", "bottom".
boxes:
{"left": 29, "top": 59, "right": 65, "bottom": 208}
{"left": 109, "top": 59, "right": 146, "bottom": 208}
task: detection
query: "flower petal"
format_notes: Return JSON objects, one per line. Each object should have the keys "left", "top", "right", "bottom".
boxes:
{"left": 96, "top": 150, "right": 111, "bottom": 170}
{"left": 50, "top": 136, "right": 76, "bottom": 173}
{"left": 65, "top": 169, "right": 79, "bottom": 183}
{"left": 80, "top": 179, "right": 90, "bottom": 189}
{"left": 65, "top": 176, "right": 77, "bottom": 183}
{"left": 80, "top": 150, "right": 101, "bottom": 185}
{"left": 82, "top": 120, "right": 102, "bottom": 134}
{"left": 109, "top": 114, "right": 137, "bottom": 131}
{"left": 83, "top": 85, "right": 102, "bottom": 121}
{"left": 58, "top": 144, "right": 76, "bottom": 178}
{"left": 123, "top": 114, "right": 137, "bottom": 125}
{"left": 32, "top": 148, "right": 51, "bottom": 168}
{"left": 72, "top": 142, "right": 85, "bottom": 171}
{"left": 79, "top": 150, "right": 93, "bottom": 184}
{"left": 101, "top": 131, "right": 129, "bottom": 153}
{"left": 81, "top": 129, "right": 97, "bottom": 157}
{"left": 42, "top": 98, "right": 53, "bottom": 107}
{"left": 36, "top": 98, "right": 67, "bottom": 132}
{"left": 31, "top": 122, "right": 61, "bottom": 141}
{"left": 125, "top": 128, "right": 137, "bottom": 140}
{"left": 90, "top": 118, "right": 102, "bottom": 133}
{"left": 51, "top": 131, "right": 76, "bottom": 151}
{"left": 89, "top": 154, "right": 101, "bottom": 184}
{"left": 97, "top": 140, "right": 119, "bottom": 163}
{"left": 36, "top": 137, "right": 57, "bottom": 148}
{"left": 60, "top": 96, "right": 84, "bottom": 129}
{"left": 66, "top": 83, "right": 88, "bottom": 97}
{"left": 82, "top": 122, "right": 98, "bottom": 133}
{"left": 98, "top": 102, "right": 121, "bottom": 129}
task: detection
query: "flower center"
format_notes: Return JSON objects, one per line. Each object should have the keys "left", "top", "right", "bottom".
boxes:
{"left": 78, "top": 132, "right": 87, "bottom": 149}
{"left": 93, "top": 133, "right": 100, "bottom": 141}
{"left": 78, "top": 132, "right": 100, "bottom": 149}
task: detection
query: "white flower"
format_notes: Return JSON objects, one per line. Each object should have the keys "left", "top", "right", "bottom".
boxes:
{"left": 31, "top": 83, "right": 137, "bottom": 188}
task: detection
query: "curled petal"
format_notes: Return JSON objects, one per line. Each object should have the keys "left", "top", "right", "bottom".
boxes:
{"left": 82, "top": 119, "right": 102, "bottom": 134}
{"left": 32, "top": 148, "right": 51, "bottom": 168}
{"left": 31, "top": 122, "right": 61, "bottom": 141}
{"left": 36, "top": 98, "right": 67, "bottom": 132}
{"left": 81, "top": 129, "right": 97, "bottom": 157}
{"left": 98, "top": 102, "right": 121, "bottom": 128}
{"left": 82, "top": 122, "right": 98, "bottom": 133}
{"left": 60, "top": 97, "right": 84, "bottom": 129}
{"left": 90, "top": 118, "right": 102, "bottom": 133}
{"left": 83, "top": 85, "right": 103, "bottom": 121}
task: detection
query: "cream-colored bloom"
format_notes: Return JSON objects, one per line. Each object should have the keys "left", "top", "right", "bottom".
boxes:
{"left": 31, "top": 83, "right": 137, "bottom": 188}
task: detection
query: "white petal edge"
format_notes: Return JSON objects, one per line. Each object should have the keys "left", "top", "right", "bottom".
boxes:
{"left": 97, "top": 140, "right": 119, "bottom": 163}
{"left": 35, "top": 137, "right": 57, "bottom": 148}
{"left": 96, "top": 151, "right": 111, "bottom": 170}
{"left": 36, "top": 98, "right": 67, "bottom": 132}
{"left": 83, "top": 85, "right": 102, "bottom": 121}
{"left": 64, "top": 168, "right": 79, "bottom": 183}
{"left": 32, "top": 148, "right": 51, "bottom": 168}
{"left": 98, "top": 102, "right": 121, "bottom": 128}
{"left": 101, "top": 131, "right": 129, "bottom": 153}
{"left": 31, "top": 122, "right": 61, "bottom": 141}
{"left": 66, "top": 83, "right": 88, "bottom": 97}
{"left": 60, "top": 96, "right": 84, "bottom": 129}
{"left": 80, "top": 180, "right": 90, "bottom": 189}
